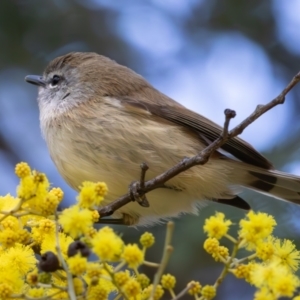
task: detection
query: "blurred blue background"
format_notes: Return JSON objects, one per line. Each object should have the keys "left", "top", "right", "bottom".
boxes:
{"left": 1, "top": 0, "right": 300, "bottom": 299}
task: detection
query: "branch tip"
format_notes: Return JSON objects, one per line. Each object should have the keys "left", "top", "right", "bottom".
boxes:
{"left": 139, "top": 162, "right": 149, "bottom": 189}
{"left": 222, "top": 108, "right": 235, "bottom": 139}
{"left": 224, "top": 108, "right": 236, "bottom": 119}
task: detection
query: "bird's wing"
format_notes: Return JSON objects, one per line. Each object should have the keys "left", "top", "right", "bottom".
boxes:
{"left": 120, "top": 96, "right": 274, "bottom": 170}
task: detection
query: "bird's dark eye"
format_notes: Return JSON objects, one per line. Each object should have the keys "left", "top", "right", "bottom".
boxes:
{"left": 50, "top": 75, "right": 61, "bottom": 87}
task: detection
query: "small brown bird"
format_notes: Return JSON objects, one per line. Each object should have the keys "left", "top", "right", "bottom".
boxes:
{"left": 25, "top": 52, "right": 300, "bottom": 226}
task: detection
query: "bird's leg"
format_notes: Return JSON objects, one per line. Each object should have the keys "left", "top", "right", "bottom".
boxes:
{"left": 96, "top": 163, "right": 150, "bottom": 225}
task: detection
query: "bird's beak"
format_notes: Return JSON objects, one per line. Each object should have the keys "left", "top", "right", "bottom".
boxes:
{"left": 25, "top": 75, "right": 46, "bottom": 87}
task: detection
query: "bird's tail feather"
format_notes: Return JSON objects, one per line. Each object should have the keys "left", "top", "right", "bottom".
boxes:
{"left": 237, "top": 165, "right": 300, "bottom": 204}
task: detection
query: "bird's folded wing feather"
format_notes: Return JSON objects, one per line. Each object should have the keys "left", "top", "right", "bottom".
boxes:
{"left": 119, "top": 96, "right": 274, "bottom": 170}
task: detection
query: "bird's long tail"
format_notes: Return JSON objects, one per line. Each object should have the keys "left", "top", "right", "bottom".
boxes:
{"left": 236, "top": 164, "right": 300, "bottom": 204}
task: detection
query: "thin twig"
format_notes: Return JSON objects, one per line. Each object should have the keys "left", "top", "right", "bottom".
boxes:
{"left": 150, "top": 221, "right": 174, "bottom": 300}
{"left": 228, "top": 71, "right": 300, "bottom": 138}
{"left": 225, "top": 234, "right": 238, "bottom": 244}
{"left": 143, "top": 261, "right": 160, "bottom": 268}
{"left": 97, "top": 71, "right": 300, "bottom": 219}
{"left": 12, "top": 289, "right": 65, "bottom": 300}
{"left": 128, "top": 162, "right": 150, "bottom": 208}
{"left": 140, "top": 162, "right": 149, "bottom": 189}
{"left": 112, "top": 295, "right": 122, "bottom": 300}
{"left": 54, "top": 211, "right": 77, "bottom": 300}
{"left": 234, "top": 253, "right": 257, "bottom": 266}
{"left": 214, "top": 241, "right": 240, "bottom": 289}
{"left": 103, "top": 262, "right": 129, "bottom": 300}
{"left": 171, "top": 283, "right": 195, "bottom": 300}
{"left": 137, "top": 162, "right": 150, "bottom": 207}
{"left": 222, "top": 109, "right": 236, "bottom": 139}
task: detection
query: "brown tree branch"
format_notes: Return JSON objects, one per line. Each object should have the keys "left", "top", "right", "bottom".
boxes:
{"left": 97, "top": 71, "right": 300, "bottom": 219}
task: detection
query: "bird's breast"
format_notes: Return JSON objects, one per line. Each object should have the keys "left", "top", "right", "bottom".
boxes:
{"left": 42, "top": 98, "right": 200, "bottom": 193}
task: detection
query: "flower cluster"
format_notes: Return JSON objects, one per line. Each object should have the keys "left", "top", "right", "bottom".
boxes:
{"left": 0, "top": 163, "right": 188, "bottom": 300}
{"left": 203, "top": 211, "right": 300, "bottom": 299}
{"left": 1, "top": 162, "right": 300, "bottom": 300}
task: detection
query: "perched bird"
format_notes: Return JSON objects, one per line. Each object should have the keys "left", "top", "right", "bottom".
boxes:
{"left": 25, "top": 52, "right": 300, "bottom": 226}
